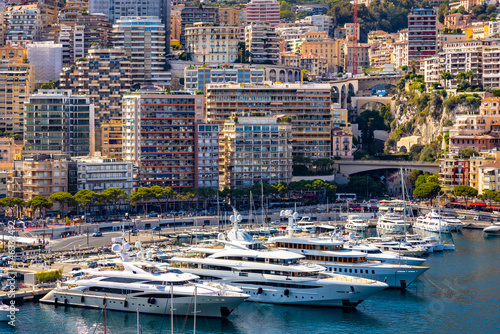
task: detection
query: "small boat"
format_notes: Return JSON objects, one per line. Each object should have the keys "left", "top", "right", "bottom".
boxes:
{"left": 483, "top": 222, "right": 500, "bottom": 235}
{"left": 0, "top": 303, "right": 18, "bottom": 322}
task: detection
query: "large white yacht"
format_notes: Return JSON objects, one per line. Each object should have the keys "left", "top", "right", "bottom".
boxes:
{"left": 268, "top": 211, "right": 429, "bottom": 289}
{"left": 296, "top": 216, "right": 317, "bottom": 233}
{"left": 377, "top": 213, "right": 411, "bottom": 233}
{"left": 344, "top": 242, "right": 426, "bottom": 266}
{"left": 345, "top": 215, "right": 369, "bottom": 232}
{"left": 415, "top": 210, "right": 453, "bottom": 233}
{"left": 440, "top": 214, "right": 465, "bottom": 231}
{"left": 483, "top": 222, "right": 500, "bottom": 235}
{"left": 168, "top": 212, "right": 388, "bottom": 307}
{"left": 40, "top": 241, "right": 249, "bottom": 318}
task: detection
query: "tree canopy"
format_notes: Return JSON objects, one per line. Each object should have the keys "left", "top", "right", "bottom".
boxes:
{"left": 413, "top": 182, "right": 441, "bottom": 205}
{"left": 452, "top": 185, "right": 478, "bottom": 206}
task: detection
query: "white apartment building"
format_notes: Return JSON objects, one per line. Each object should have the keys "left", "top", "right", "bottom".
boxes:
{"left": 441, "top": 40, "right": 484, "bottom": 88}
{"left": 245, "top": 22, "right": 279, "bottom": 64}
{"left": 275, "top": 24, "right": 318, "bottom": 52}
{"left": 246, "top": 0, "right": 280, "bottom": 28}
{"left": 422, "top": 56, "right": 441, "bottom": 86}
{"left": 75, "top": 157, "right": 133, "bottom": 194}
{"left": 26, "top": 41, "right": 63, "bottom": 83}
{"left": 6, "top": 6, "right": 42, "bottom": 46}
{"left": 185, "top": 23, "right": 239, "bottom": 63}
{"left": 300, "top": 15, "right": 333, "bottom": 35}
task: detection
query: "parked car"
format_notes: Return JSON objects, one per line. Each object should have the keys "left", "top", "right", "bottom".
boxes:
{"left": 148, "top": 212, "right": 159, "bottom": 218}
{"left": 152, "top": 227, "right": 161, "bottom": 231}
{"left": 92, "top": 231, "right": 102, "bottom": 237}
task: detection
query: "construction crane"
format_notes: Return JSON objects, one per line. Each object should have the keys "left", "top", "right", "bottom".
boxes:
{"left": 352, "top": 0, "right": 358, "bottom": 75}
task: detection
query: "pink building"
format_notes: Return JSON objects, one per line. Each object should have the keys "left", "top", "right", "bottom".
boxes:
{"left": 246, "top": 0, "right": 280, "bottom": 28}
{"left": 332, "top": 127, "right": 353, "bottom": 159}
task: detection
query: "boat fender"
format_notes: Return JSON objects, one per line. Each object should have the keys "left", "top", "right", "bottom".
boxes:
{"left": 257, "top": 287, "right": 263, "bottom": 294}
{"left": 148, "top": 297, "right": 156, "bottom": 304}
{"left": 64, "top": 298, "right": 68, "bottom": 305}
{"left": 103, "top": 298, "right": 106, "bottom": 305}
{"left": 54, "top": 297, "right": 58, "bottom": 305}
{"left": 124, "top": 300, "right": 128, "bottom": 307}
{"left": 284, "top": 289, "right": 290, "bottom": 296}
{"left": 81, "top": 296, "right": 84, "bottom": 303}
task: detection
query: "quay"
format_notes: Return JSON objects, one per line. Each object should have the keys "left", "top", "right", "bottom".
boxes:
{"left": 0, "top": 287, "right": 52, "bottom": 302}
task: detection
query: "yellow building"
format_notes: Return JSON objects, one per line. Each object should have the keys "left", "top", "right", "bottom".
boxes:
{"left": 0, "top": 137, "right": 22, "bottom": 170}
{"left": 219, "top": 7, "right": 241, "bottom": 26}
{"left": 22, "top": 158, "right": 71, "bottom": 202}
{"left": 101, "top": 120, "right": 123, "bottom": 161}
{"left": 0, "top": 44, "right": 27, "bottom": 60}
{"left": 300, "top": 38, "right": 342, "bottom": 72}
{"left": 0, "top": 58, "right": 35, "bottom": 134}
{"left": 331, "top": 103, "right": 348, "bottom": 127}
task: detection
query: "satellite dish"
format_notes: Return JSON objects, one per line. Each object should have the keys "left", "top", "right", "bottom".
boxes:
{"left": 280, "top": 210, "right": 285, "bottom": 217}
{"left": 123, "top": 243, "right": 131, "bottom": 251}
{"left": 349, "top": 233, "right": 355, "bottom": 240}
{"left": 293, "top": 212, "right": 299, "bottom": 219}
{"left": 237, "top": 215, "right": 242, "bottom": 222}
{"left": 230, "top": 215, "right": 234, "bottom": 222}
{"left": 111, "top": 244, "right": 122, "bottom": 253}
{"left": 135, "top": 241, "right": 142, "bottom": 248}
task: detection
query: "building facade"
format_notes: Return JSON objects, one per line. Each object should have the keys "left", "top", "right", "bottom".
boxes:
{"left": 219, "top": 112, "right": 292, "bottom": 189}
{"left": 185, "top": 23, "right": 239, "bottom": 63}
{"left": 184, "top": 65, "right": 265, "bottom": 92}
{"left": 122, "top": 92, "right": 204, "bottom": 190}
{"left": 245, "top": 22, "right": 279, "bottom": 64}
{"left": 75, "top": 156, "right": 134, "bottom": 194}
{"left": 179, "top": 6, "right": 219, "bottom": 46}
{"left": 26, "top": 41, "right": 63, "bottom": 84}
{"left": 101, "top": 119, "right": 123, "bottom": 161}
{"left": 197, "top": 124, "right": 219, "bottom": 189}
{"left": 24, "top": 90, "right": 95, "bottom": 157}
{"left": 408, "top": 7, "right": 437, "bottom": 64}
{"left": 246, "top": 0, "right": 280, "bottom": 28}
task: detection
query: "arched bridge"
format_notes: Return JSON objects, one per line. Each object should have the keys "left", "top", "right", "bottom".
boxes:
{"left": 335, "top": 160, "right": 439, "bottom": 175}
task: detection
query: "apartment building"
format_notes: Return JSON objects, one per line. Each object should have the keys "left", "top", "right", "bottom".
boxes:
{"left": 0, "top": 58, "right": 35, "bottom": 134}
{"left": 184, "top": 65, "right": 265, "bottom": 92}
{"left": 300, "top": 37, "right": 342, "bottom": 72}
{"left": 482, "top": 41, "right": 500, "bottom": 88}
{"left": 101, "top": 120, "right": 123, "bottom": 161}
{"left": 408, "top": 7, "right": 437, "bottom": 64}
{"left": 179, "top": 6, "right": 219, "bottom": 46}
{"left": 439, "top": 157, "right": 470, "bottom": 191}
{"left": 478, "top": 162, "right": 500, "bottom": 193}
{"left": 185, "top": 23, "right": 239, "bottom": 64}
{"left": 0, "top": 44, "right": 27, "bottom": 60}
{"left": 122, "top": 92, "right": 204, "bottom": 190}
{"left": 0, "top": 137, "right": 22, "bottom": 170}
{"left": 112, "top": 16, "right": 170, "bottom": 86}
{"left": 331, "top": 103, "right": 348, "bottom": 128}
{"left": 280, "top": 52, "right": 301, "bottom": 68}
{"left": 218, "top": 7, "right": 241, "bottom": 26}
{"left": 300, "top": 15, "right": 333, "bottom": 35}
{"left": 343, "top": 42, "right": 370, "bottom": 74}
{"left": 344, "top": 23, "right": 360, "bottom": 41}
{"left": 219, "top": 112, "right": 292, "bottom": 189}
{"left": 196, "top": 124, "right": 219, "bottom": 189}
{"left": 5, "top": 5, "right": 43, "bottom": 46}
{"left": 448, "top": 97, "right": 500, "bottom": 155}
{"left": 60, "top": 47, "right": 131, "bottom": 123}
{"left": 393, "top": 40, "right": 408, "bottom": 67}
{"left": 26, "top": 42, "right": 63, "bottom": 83}
{"left": 246, "top": 0, "right": 280, "bottom": 28}
{"left": 441, "top": 40, "right": 484, "bottom": 88}
{"left": 0, "top": 8, "right": 8, "bottom": 47}
{"left": 332, "top": 127, "right": 353, "bottom": 159}
{"left": 422, "top": 56, "right": 441, "bottom": 86}
{"left": 75, "top": 156, "right": 134, "bottom": 194}
{"left": 206, "top": 82, "right": 332, "bottom": 160}
{"left": 245, "top": 22, "right": 280, "bottom": 64}
{"left": 275, "top": 24, "right": 318, "bottom": 52}
{"left": 300, "top": 52, "right": 328, "bottom": 76}
{"left": 65, "top": 0, "right": 89, "bottom": 12}
{"left": 437, "top": 32, "right": 467, "bottom": 52}
{"left": 444, "top": 13, "right": 472, "bottom": 29}
{"left": 24, "top": 90, "right": 95, "bottom": 157}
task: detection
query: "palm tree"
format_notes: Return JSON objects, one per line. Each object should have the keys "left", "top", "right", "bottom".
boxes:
{"left": 440, "top": 72, "right": 453, "bottom": 89}
{"left": 466, "top": 70, "right": 474, "bottom": 86}
{"left": 456, "top": 71, "right": 467, "bottom": 85}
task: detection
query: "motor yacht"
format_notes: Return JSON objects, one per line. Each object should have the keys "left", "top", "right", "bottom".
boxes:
{"left": 296, "top": 216, "right": 317, "bottom": 233}
{"left": 345, "top": 215, "right": 368, "bottom": 232}
{"left": 344, "top": 242, "right": 426, "bottom": 266}
{"left": 370, "top": 240, "right": 427, "bottom": 258}
{"left": 415, "top": 210, "right": 453, "bottom": 233}
{"left": 377, "top": 213, "right": 411, "bottom": 233}
{"left": 168, "top": 211, "right": 388, "bottom": 307}
{"left": 0, "top": 303, "right": 17, "bottom": 322}
{"left": 268, "top": 211, "right": 429, "bottom": 289}
{"left": 440, "top": 214, "right": 465, "bottom": 231}
{"left": 483, "top": 222, "right": 500, "bottom": 235}
{"left": 41, "top": 240, "right": 249, "bottom": 318}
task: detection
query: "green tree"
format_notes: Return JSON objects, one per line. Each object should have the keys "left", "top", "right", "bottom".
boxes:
{"left": 453, "top": 185, "right": 478, "bottom": 207}
{"left": 74, "top": 190, "right": 96, "bottom": 216}
{"left": 479, "top": 189, "right": 497, "bottom": 208}
{"left": 440, "top": 72, "right": 453, "bottom": 89}
{"left": 312, "top": 158, "right": 334, "bottom": 175}
{"left": 49, "top": 192, "right": 75, "bottom": 217}
{"left": 460, "top": 147, "right": 479, "bottom": 158}
{"left": 28, "top": 196, "right": 53, "bottom": 218}
{"left": 413, "top": 182, "right": 441, "bottom": 206}
{"left": 103, "top": 188, "right": 128, "bottom": 213}
{"left": 0, "top": 197, "right": 26, "bottom": 218}
{"left": 129, "top": 187, "right": 153, "bottom": 215}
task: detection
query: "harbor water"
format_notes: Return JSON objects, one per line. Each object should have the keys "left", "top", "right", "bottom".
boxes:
{"left": 1, "top": 229, "right": 499, "bottom": 334}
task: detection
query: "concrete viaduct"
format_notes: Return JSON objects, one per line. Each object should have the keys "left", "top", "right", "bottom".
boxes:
{"left": 335, "top": 160, "right": 439, "bottom": 175}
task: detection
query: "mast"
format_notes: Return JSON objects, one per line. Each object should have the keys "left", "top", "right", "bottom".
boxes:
{"left": 193, "top": 286, "right": 197, "bottom": 334}
{"left": 400, "top": 168, "right": 407, "bottom": 241}
{"left": 217, "top": 192, "right": 220, "bottom": 231}
{"left": 438, "top": 192, "right": 442, "bottom": 240}
{"left": 170, "top": 283, "right": 174, "bottom": 334}
{"left": 137, "top": 308, "right": 140, "bottom": 334}
{"left": 104, "top": 303, "right": 107, "bottom": 334}
{"left": 261, "top": 183, "right": 264, "bottom": 225}
{"left": 249, "top": 191, "right": 253, "bottom": 226}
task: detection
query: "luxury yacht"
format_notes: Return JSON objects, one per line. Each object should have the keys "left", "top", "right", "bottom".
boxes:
{"left": 369, "top": 240, "right": 427, "bottom": 257}
{"left": 296, "top": 216, "right": 317, "bottom": 233}
{"left": 440, "top": 214, "right": 465, "bottom": 231}
{"left": 168, "top": 212, "right": 388, "bottom": 307}
{"left": 344, "top": 242, "right": 426, "bottom": 266}
{"left": 377, "top": 213, "right": 411, "bottom": 233}
{"left": 268, "top": 211, "right": 429, "bottom": 289}
{"left": 345, "top": 215, "right": 369, "bottom": 232}
{"left": 41, "top": 241, "right": 249, "bottom": 318}
{"left": 415, "top": 210, "right": 454, "bottom": 233}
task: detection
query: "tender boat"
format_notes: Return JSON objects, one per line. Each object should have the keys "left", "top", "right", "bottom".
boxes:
{"left": 483, "top": 222, "right": 500, "bottom": 235}
{"left": 377, "top": 213, "right": 411, "bottom": 233}
{"left": 41, "top": 240, "right": 249, "bottom": 318}
{"left": 345, "top": 215, "right": 368, "bottom": 232}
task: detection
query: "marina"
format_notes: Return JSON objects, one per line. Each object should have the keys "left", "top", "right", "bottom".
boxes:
{"left": 0, "top": 228, "right": 497, "bottom": 333}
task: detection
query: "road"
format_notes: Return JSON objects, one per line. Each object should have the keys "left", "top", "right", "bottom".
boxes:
{"left": 50, "top": 231, "right": 124, "bottom": 251}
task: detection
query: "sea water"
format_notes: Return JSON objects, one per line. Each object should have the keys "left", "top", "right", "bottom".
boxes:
{"left": 0, "top": 229, "right": 499, "bottom": 334}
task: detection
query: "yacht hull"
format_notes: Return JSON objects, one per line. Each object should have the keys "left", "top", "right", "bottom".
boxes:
{"left": 40, "top": 288, "right": 246, "bottom": 318}
{"left": 174, "top": 270, "right": 387, "bottom": 307}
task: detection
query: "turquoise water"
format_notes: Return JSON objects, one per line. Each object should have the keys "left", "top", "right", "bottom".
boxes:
{"left": 1, "top": 229, "right": 499, "bottom": 334}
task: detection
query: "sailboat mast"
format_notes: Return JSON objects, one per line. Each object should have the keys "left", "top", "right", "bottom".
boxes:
{"left": 261, "top": 183, "right": 264, "bottom": 225}
{"left": 217, "top": 193, "right": 220, "bottom": 231}
{"left": 193, "top": 286, "right": 197, "bottom": 334}
{"left": 400, "top": 168, "right": 407, "bottom": 239}
{"left": 171, "top": 283, "right": 174, "bottom": 334}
